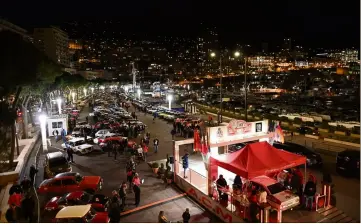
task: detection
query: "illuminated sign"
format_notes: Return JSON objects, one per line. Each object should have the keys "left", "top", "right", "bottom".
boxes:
{"left": 227, "top": 119, "right": 252, "bottom": 136}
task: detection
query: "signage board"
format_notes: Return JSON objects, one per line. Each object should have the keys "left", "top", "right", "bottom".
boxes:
{"left": 222, "top": 98, "right": 230, "bottom": 102}
{"left": 208, "top": 120, "right": 269, "bottom": 145}
{"left": 175, "top": 176, "right": 242, "bottom": 223}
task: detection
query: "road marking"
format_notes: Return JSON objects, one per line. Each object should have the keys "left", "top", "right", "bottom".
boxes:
{"left": 120, "top": 193, "right": 186, "bottom": 216}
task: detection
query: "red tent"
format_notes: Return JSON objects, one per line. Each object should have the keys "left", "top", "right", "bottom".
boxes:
{"left": 209, "top": 141, "right": 306, "bottom": 179}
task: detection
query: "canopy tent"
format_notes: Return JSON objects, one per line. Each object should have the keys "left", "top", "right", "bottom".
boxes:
{"left": 209, "top": 141, "right": 307, "bottom": 180}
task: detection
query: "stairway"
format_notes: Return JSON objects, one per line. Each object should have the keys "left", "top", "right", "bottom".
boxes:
{"left": 316, "top": 206, "right": 359, "bottom": 223}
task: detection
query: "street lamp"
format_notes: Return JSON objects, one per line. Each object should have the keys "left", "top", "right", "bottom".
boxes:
{"left": 210, "top": 51, "right": 241, "bottom": 124}
{"left": 137, "top": 89, "right": 141, "bottom": 100}
{"left": 83, "top": 88, "right": 87, "bottom": 97}
{"left": 167, "top": 95, "right": 173, "bottom": 110}
{"left": 39, "top": 114, "right": 47, "bottom": 152}
{"left": 71, "top": 91, "right": 75, "bottom": 103}
{"left": 56, "top": 98, "right": 62, "bottom": 115}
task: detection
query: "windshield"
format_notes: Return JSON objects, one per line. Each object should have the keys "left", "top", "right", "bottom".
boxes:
{"left": 267, "top": 182, "right": 287, "bottom": 195}
{"left": 73, "top": 128, "right": 81, "bottom": 132}
{"left": 80, "top": 193, "right": 91, "bottom": 202}
{"left": 49, "top": 157, "right": 68, "bottom": 167}
{"left": 57, "top": 194, "right": 68, "bottom": 204}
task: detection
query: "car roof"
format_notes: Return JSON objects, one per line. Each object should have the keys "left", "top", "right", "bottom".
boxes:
{"left": 56, "top": 205, "right": 91, "bottom": 219}
{"left": 55, "top": 172, "right": 80, "bottom": 178}
{"left": 251, "top": 175, "right": 277, "bottom": 187}
{"left": 47, "top": 152, "right": 65, "bottom": 160}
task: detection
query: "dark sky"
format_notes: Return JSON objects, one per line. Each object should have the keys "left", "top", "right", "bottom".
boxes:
{"left": 1, "top": 0, "right": 359, "bottom": 48}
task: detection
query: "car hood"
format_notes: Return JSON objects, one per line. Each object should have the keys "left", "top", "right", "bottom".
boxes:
{"left": 92, "top": 212, "right": 109, "bottom": 223}
{"left": 80, "top": 176, "right": 101, "bottom": 186}
{"left": 273, "top": 190, "right": 298, "bottom": 203}
{"left": 45, "top": 196, "right": 61, "bottom": 208}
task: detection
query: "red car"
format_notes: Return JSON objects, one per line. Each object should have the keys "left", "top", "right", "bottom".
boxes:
{"left": 38, "top": 172, "right": 103, "bottom": 195}
{"left": 54, "top": 205, "right": 109, "bottom": 223}
{"left": 45, "top": 191, "right": 109, "bottom": 213}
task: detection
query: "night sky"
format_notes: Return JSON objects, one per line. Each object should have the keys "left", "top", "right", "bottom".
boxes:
{"left": 1, "top": 0, "right": 359, "bottom": 48}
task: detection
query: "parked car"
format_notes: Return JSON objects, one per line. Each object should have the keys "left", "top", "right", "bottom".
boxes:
{"left": 61, "top": 137, "right": 93, "bottom": 151}
{"left": 73, "top": 144, "right": 103, "bottom": 155}
{"left": 251, "top": 175, "right": 300, "bottom": 211}
{"left": 54, "top": 205, "right": 109, "bottom": 223}
{"left": 38, "top": 172, "right": 103, "bottom": 195}
{"left": 45, "top": 191, "right": 109, "bottom": 213}
{"left": 95, "top": 129, "right": 112, "bottom": 138}
{"left": 44, "top": 152, "right": 72, "bottom": 179}
{"left": 336, "top": 149, "right": 360, "bottom": 177}
{"left": 272, "top": 142, "right": 323, "bottom": 167}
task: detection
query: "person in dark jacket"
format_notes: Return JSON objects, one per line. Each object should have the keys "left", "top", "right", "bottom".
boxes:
{"left": 182, "top": 153, "right": 189, "bottom": 178}
{"left": 290, "top": 171, "right": 301, "bottom": 196}
{"left": 118, "top": 182, "right": 127, "bottom": 210}
{"left": 112, "top": 144, "right": 117, "bottom": 161}
{"left": 216, "top": 175, "right": 227, "bottom": 200}
{"left": 182, "top": 208, "right": 191, "bottom": 223}
{"left": 66, "top": 146, "right": 74, "bottom": 163}
{"left": 108, "top": 197, "right": 121, "bottom": 223}
{"left": 5, "top": 204, "right": 22, "bottom": 223}
{"left": 20, "top": 177, "right": 31, "bottom": 193}
{"left": 171, "top": 129, "right": 176, "bottom": 140}
{"left": 133, "top": 184, "right": 141, "bottom": 207}
{"left": 304, "top": 176, "right": 317, "bottom": 210}
{"left": 29, "top": 165, "right": 38, "bottom": 186}
{"left": 233, "top": 175, "right": 243, "bottom": 190}
{"left": 21, "top": 193, "right": 35, "bottom": 222}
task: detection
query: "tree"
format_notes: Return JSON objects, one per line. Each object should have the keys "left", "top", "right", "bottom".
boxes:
{"left": 0, "top": 30, "right": 61, "bottom": 169}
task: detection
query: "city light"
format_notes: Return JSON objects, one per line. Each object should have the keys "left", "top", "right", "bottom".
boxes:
{"left": 187, "top": 85, "right": 190, "bottom": 90}
{"left": 83, "top": 88, "right": 87, "bottom": 96}
{"left": 234, "top": 51, "right": 240, "bottom": 57}
{"left": 168, "top": 95, "right": 173, "bottom": 110}
{"left": 71, "top": 91, "right": 75, "bottom": 103}
{"left": 100, "top": 86, "right": 105, "bottom": 90}
{"left": 91, "top": 87, "right": 94, "bottom": 94}
{"left": 39, "top": 114, "right": 47, "bottom": 152}
{"left": 137, "top": 89, "right": 141, "bottom": 100}
{"left": 56, "top": 98, "right": 62, "bottom": 115}
{"left": 210, "top": 52, "right": 216, "bottom": 57}
{"left": 125, "top": 86, "right": 129, "bottom": 92}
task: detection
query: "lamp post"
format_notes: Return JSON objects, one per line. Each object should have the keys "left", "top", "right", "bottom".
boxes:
{"left": 168, "top": 94, "right": 173, "bottom": 110}
{"left": 137, "top": 89, "right": 141, "bottom": 100}
{"left": 210, "top": 51, "right": 240, "bottom": 124}
{"left": 71, "top": 91, "right": 75, "bottom": 103}
{"left": 39, "top": 114, "right": 47, "bottom": 152}
{"left": 56, "top": 98, "right": 62, "bottom": 115}
{"left": 83, "top": 88, "right": 87, "bottom": 97}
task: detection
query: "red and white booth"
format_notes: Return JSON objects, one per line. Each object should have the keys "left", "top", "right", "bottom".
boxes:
{"left": 173, "top": 119, "right": 307, "bottom": 223}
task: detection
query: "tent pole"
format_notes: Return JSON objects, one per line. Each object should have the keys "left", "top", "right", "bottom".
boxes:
{"left": 304, "top": 163, "right": 307, "bottom": 190}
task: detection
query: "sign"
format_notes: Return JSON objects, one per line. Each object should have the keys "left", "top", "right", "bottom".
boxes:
{"left": 208, "top": 120, "right": 269, "bottom": 145}
{"left": 222, "top": 98, "right": 230, "bottom": 102}
{"left": 175, "top": 176, "right": 241, "bottom": 223}
{"left": 227, "top": 119, "right": 252, "bottom": 136}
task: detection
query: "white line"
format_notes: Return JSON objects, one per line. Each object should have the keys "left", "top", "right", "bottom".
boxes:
{"left": 317, "top": 217, "right": 329, "bottom": 223}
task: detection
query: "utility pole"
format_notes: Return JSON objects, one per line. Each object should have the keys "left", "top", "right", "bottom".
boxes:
{"left": 244, "top": 56, "right": 248, "bottom": 121}
{"left": 219, "top": 55, "right": 223, "bottom": 124}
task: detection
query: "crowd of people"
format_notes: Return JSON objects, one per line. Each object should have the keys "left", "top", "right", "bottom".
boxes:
{"left": 211, "top": 167, "right": 327, "bottom": 222}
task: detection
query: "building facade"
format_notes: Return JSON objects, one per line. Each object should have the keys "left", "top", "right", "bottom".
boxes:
{"left": 33, "top": 26, "right": 70, "bottom": 67}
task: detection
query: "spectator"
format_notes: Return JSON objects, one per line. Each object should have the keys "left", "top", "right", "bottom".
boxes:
{"left": 133, "top": 184, "right": 141, "bottom": 207}
{"left": 66, "top": 146, "right": 74, "bottom": 163}
{"left": 158, "top": 211, "right": 169, "bottom": 223}
{"left": 304, "top": 176, "right": 317, "bottom": 210}
{"left": 182, "top": 208, "right": 191, "bottom": 223}
{"left": 153, "top": 138, "right": 159, "bottom": 153}
{"left": 216, "top": 175, "right": 227, "bottom": 200}
{"left": 143, "top": 144, "right": 149, "bottom": 162}
{"left": 108, "top": 197, "right": 121, "bottom": 223}
{"left": 5, "top": 204, "right": 21, "bottom": 223}
{"left": 21, "top": 193, "right": 35, "bottom": 222}
{"left": 29, "top": 165, "right": 38, "bottom": 186}
{"left": 233, "top": 175, "right": 243, "bottom": 190}
{"left": 118, "top": 182, "right": 127, "bottom": 210}
{"left": 182, "top": 152, "right": 189, "bottom": 178}
{"left": 171, "top": 129, "right": 176, "bottom": 140}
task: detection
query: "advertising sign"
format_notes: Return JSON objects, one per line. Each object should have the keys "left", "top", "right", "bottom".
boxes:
{"left": 227, "top": 119, "right": 252, "bottom": 136}
{"left": 208, "top": 120, "right": 269, "bottom": 145}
